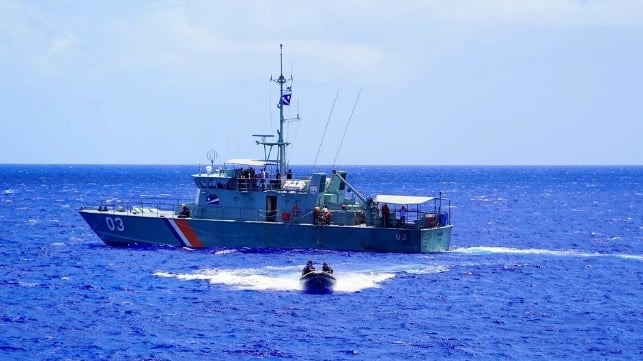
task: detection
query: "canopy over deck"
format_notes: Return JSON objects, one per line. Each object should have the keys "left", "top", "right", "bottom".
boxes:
{"left": 225, "top": 158, "right": 268, "bottom": 167}
{"left": 373, "top": 195, "right": 435, "bottom": 205}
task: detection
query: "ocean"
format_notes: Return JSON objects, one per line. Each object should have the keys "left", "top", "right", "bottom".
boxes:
{"left": 1, "top": 165, "right": 641, "bottom": 360}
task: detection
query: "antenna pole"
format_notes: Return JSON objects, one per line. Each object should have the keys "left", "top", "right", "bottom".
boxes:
{"left": 313, "top": 90, "right": 339, "bottom": 172}
{"left": 261, "top": 45, "right": 294, "bottom": 174}
{"left": 277, "top": 44, "right": 287, "bottom": 177}
{"left": 332, "top": 88, "right": 362, "bottom": 168}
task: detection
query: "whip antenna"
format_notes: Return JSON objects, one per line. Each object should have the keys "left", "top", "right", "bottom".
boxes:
{"left": 332, "top": 88, "right": 362, "bottom": 168}
{"left": 312, "top": 90, "right": 339, "bottom": 172}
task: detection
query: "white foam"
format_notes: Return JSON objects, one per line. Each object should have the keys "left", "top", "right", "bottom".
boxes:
{"left": 616, "top": 253, "right": 643, "bottom": 261}
{"left": 154, "top": 266, "right": 396, "bottom": 293}
{"left": 451, "top": 246, "right": 643, "bottom": 261}
{"left": 334, "top": 272, "right": 395, "bottom": 292}
{"left": 402, "top": 264, "right": 449, "bottom": 275}
{"left": 214, "top": 249, "right": 237, "bottom": 255}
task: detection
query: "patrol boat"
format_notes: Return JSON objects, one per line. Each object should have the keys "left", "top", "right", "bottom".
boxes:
{"left": 78, "top": 45, "right": 452, "bottom": 253}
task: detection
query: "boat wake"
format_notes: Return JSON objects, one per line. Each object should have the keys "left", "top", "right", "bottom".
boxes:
{"left": 451, "top": 246, "right": 643, "bottom": 261}
{"left": 154, "top": 266, "right": 397, "bottom": 293}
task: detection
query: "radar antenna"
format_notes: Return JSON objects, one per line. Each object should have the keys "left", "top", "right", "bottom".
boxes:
{"left": 207, "top": 149, "right": 218, "bottom": 167}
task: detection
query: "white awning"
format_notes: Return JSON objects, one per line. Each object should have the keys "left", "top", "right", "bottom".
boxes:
{"left": 373, "top": 194, "right": 435, "bottom": 205}
{"left": 225, "top": 158, "right": 267, "bottom": 167}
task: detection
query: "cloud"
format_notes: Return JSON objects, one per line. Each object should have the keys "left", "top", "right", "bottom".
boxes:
{"left": 0, "top": 1, "right": 83, "bottom": 77}
{"left": 87, "top": 2, "right": 406, "bottom": 84}
{"left": 3, "top": 0, "right": 641, "bottom": 82}
{"left": 48, "top": 31, "right": 78, "bottom": 55}
{"left": 425, "top": 0, "right": 643, "bottom": 27}
{"left": 104, "top": 6, "right": 219, "bottom": 73}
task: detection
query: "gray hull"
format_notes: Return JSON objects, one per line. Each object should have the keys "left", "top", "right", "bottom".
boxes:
{"left": 79, "top": 209, "right": 451, "bottom": 253}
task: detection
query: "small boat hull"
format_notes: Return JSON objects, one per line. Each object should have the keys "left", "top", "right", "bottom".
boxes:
{"left": 300, "top": 272, "right": 336, "bottom": 294}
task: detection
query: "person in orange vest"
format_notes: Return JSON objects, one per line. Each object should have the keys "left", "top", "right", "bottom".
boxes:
{"left": 381, "top": 203, "right": 390, "bottom": 227}
{"left": 322, "top": 204, "right": 331, "bottom": 225}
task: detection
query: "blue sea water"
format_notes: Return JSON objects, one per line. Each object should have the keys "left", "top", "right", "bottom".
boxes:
{"left": 1, "top": 165, "right": 641, "bottom": 360}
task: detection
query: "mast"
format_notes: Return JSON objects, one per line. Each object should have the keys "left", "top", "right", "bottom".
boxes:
{"left": 275, "top": 43, "right": 290, "bottom": 177}
{"left": 256, "top": 44, "right": 294, "bottom": 176}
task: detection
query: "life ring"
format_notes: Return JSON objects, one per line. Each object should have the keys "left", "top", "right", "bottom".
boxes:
{"left": 291, "top": 204, "right": 301, "bottom": 218}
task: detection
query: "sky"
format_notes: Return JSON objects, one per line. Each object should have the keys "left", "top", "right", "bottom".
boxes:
{"left": 1, "top": 0, "right": 642, "bottom": 166}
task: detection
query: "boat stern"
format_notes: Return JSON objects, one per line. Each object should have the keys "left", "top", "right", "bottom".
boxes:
{"left": 420, "top": 225, "right": 452, "bottom": 252}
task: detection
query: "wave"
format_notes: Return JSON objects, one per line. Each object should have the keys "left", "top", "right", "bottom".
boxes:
{"left": 152, "top": 262, "right": 413, "bottom": 293}
{"left": 451, "top": 246, "right": 643, "bottom": 261}
{"left": 154, "top": 265, "right": 397, "bottom": 293}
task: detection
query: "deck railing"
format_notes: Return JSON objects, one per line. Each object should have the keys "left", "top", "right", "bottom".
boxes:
{"left": 83, "top": 195, "right": 452, "bottom": 230}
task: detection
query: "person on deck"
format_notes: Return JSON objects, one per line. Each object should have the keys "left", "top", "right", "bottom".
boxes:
{"left": 322, "top": 262, "right": 333, "bottom": 274}
{"left": 302, "top": 261, "right": 315, "bottom": 275}
{"left": 275, "top": 170, "right": 281, "bottom": 189}
{"left": 249, "top": 167, "right": 257, "bottom": 188}
{"left": 399, "top": 205, "right": 407, "bottom": 227}
{"left": 259, "top": 168, "right": 266, "bottom": 190}
{"left": 381, "top": 203, "right": 390, "bottom": 227}
{"left": 287, "top": 169, "right": 293, "bottom": 179}
{"left": 179, "top": 205, "right": 191, "bottom": 218}
{"left": 322, "top": 204, "right": 331, "bottom": 225}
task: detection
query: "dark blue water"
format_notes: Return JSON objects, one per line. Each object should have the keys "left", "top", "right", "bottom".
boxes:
{"left": 1, "top": 165, "right": 641, "bottom": 360}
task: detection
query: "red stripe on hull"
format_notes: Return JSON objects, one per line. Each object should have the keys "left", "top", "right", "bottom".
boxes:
{"left": 174, "top": 219, "right": 204, "bottom": 248}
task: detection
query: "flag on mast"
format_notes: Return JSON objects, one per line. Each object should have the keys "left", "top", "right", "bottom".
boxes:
{"left": 280, "top": 93, "right": 291, "bottom": 106}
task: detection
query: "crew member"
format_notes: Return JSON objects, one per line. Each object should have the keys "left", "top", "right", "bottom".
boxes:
{"left": 322, "top": 262, "right": 333, "bottom": 274}
{"left": 275, "top": 170, "right": 281, "bottom": 189}
{"left": 322, "top": 204, "right": 331, "bottom": 225}
{"left": 381, "top": 203, "right": 390, "bottom": 227}
{"left": 399, "top": 205, "right": 407, "bottom": 227}
{"left": 259, "top": 168, "right": 266, "bottom": 190}
{"left": 179, "top": 205, "right": 191, "bottom": 218}
{"left": 302, "top": 261, "right": 315, "bottom": 275}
